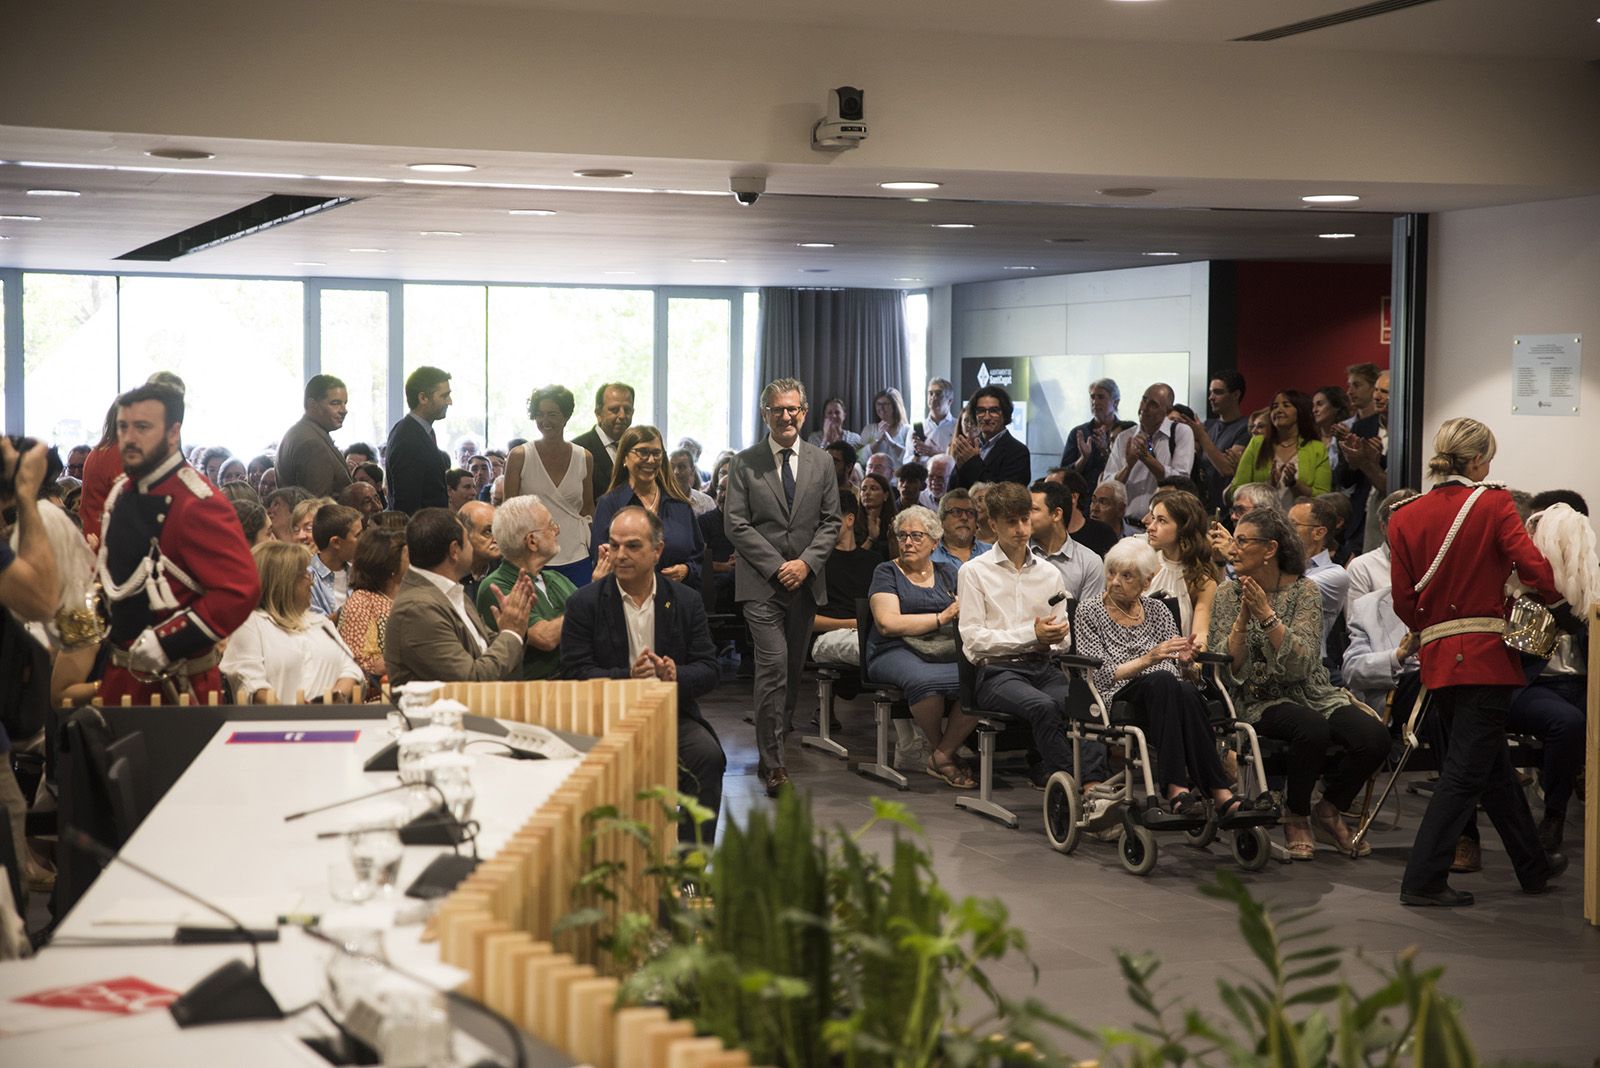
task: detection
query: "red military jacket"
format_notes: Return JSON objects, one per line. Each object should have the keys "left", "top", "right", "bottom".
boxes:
{"left": 99, "top": 451, "right": 260, "bottom": 662}
{"left": 1388, "top": 478, "right": 1557, "bottom": 688}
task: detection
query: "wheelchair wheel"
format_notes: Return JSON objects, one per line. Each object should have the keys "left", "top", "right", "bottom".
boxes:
{"left": 1230, "top": 826, "right": 1271, "bottom": 872}
{"left": 1119, "top": 820, "right": 1159, "bottom": 876}
{"left": 1043, "top": 771, "right": 1082, "bottom": 854}
{"left": 1185, "top": 806, "right": 1219, "bottom": 850}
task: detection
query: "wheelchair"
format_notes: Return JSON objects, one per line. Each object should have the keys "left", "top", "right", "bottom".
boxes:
{"left": 1039, "top": 602, "right": 1278, "bottom": 876}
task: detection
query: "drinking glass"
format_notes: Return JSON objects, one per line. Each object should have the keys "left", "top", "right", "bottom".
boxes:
{"left": 348, "top": 825, "right": 404, "bottom": 898}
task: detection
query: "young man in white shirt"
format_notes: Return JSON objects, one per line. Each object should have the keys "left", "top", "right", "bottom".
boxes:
{"left": 957, "top": 482, "right": 1110, "bottom": 798}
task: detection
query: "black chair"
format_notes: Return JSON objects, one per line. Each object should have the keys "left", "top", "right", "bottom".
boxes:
{"left": 854, "top": 598, "right": 908, "bottom": 790}
{"left": 953, "top": 635, "right": 1026, "bottom": 828}
{"left": 104, "top": 731, "right": 154, "bottom": 845}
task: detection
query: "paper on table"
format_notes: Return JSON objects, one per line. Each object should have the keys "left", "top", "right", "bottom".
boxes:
{"left": 90, "top": 897, "right": 297, "bottom": 930}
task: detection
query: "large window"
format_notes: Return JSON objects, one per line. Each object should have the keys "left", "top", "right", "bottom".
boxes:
{"left": 119, "top": 277, "right": 303, "bottom": 458}
{"left": 320, "top": 287, "right": 392, "bottom": 454}
{"left": 24, "top": 273, "right": 118, "bottom": 449}
{"left": 665, "top": 297, "right": 732, "bottom": 459}
{"left": 487, "top": 287, "right": 654, "bottom": 449}
{"left": 904, "top": 292, "right": 929, "bottom": 426}
{"left": 404, "top": 284, "right": 487, "bottom": 457}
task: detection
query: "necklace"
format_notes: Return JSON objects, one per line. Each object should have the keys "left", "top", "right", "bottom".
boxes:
{"left": 1105, "top": 596, "right": 1144, "bottom": 625}
{"left": 898, "top": 559, "right": 933, "bottom": 582}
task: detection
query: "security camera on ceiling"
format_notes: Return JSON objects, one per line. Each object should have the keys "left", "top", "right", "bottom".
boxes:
{"left": 730, "top": 175, "right": 766, "bottom": 206}
{"left": 812, "top": 86, "right": 867, "bottom": 150}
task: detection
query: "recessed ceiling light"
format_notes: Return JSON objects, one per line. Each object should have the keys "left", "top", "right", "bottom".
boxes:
{"left": 0, "top": 215, "right": 41, "bottom": 222}
{"left": 1302, "top": 194, "right": 1360, "bottom": 204}
{"left": 908, "top": 197, "right": 931, "bottom": 203}
{"left": 690, "top": 258, "right": 727, "bottom": 263}
{"left": 796, "top": 242, "right": 835, "bottom": 248}
{"left": 0, "top": 236, "right": 10, "bottom": 241}
{"left": 508, "top": 209, "right": 558, "bottom": 216}
{"left": 1098, "top": 187, "right": 1157, "bottom": 198}
{"left": 800, "top": 268, "right": 831, "bottom": 273}
{"left": 408, "top": 162, "right": 476, "bottom": 173}
{"left": 348, "top": 247, "right": 388, "bottom": 253}
{"left": 1002, "top": 265, "right": 1038, "bottom": 271}
{"left": 26, "top": 189, "right": 80, "bottom": 197}
{"left": 1318, "top": 232, "right": 1357, "bottom": 240}
{"left": 575, "top": 168, "right": 634, "bottom": 179}
{"left": 603, "top": 270, "right": 636, "bottom": 275}
{"left": 932, "top": 223, "right": 975, "bottom": 229}
{"left": 293, "top": 260, "right": 326, "bottom": 266}
{"left": 1142, "top": 251, "right": 1180, "bottom": 257}
{"left": 893, "top": 277, "right": 922, "bottom": 283}
{"left": 1046, "top": 237, "right": 1087, "bottom": 244}
{"left": 145, "top": 147, "right": 215, "bottom": 160}
{"left": 879, "top": 181, "right": 942, "bottom": 191}
{"left": 420, "top": 230, "right": 463, "bottom": 236}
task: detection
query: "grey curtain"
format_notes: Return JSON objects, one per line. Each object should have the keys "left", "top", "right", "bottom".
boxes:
{"left": 757, "top": 288, "right": 908, "bottom": 437}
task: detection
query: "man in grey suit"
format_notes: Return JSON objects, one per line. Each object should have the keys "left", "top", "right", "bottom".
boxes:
{"left": 725, "top": 378, "right": 841, "bottom": 796}
{"left": 384, "top": 507, "right": 536, "bottom": 685}
{"left": 276, "top": 374, "right": 354, "bottom": 497}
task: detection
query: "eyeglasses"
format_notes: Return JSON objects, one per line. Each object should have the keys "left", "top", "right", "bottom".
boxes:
{"left": 974, "top": 405, "right": 1003, "bottom": 416}
{"left": 765, "top": 405, "right": 806, "bottom": 417}
{"left": 1233, "top": 535, "right": 1273, "bottom": 546}
{"left": 630, "top": 448, "right": 664, "bottom": 461}
{"left": 943, "top": 507, "right": 977, "bottom": 519}
{"left": 895, "top": 530, "right": 931, "bottom": 543}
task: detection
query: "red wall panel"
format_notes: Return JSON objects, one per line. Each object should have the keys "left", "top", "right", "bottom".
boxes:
{"left": 1232, "top": 261, "right": 1390, "bottom": 410}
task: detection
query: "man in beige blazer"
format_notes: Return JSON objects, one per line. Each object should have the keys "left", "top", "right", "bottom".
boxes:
{"left": 385, "top": 507, "right": 536, "bottom": 686}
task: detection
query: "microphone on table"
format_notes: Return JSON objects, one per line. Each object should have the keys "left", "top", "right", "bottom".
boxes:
{"left": 301, "top": 924, "right": 528, "bottom": 1068}
{"left": 63, "top": 826, "right": 284, "bottom": 1028}
{"left": 283, "top": 780, "right": 470, "bottom": 848}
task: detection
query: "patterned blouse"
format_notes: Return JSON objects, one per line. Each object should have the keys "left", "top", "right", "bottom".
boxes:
{"left": 337, "top": 589, "right": 392, "bottom": 679}
{"left": 1074, "top": 594, "right": 1182, "bottom": 701}
{"left": 1207, "top": 577, "right": 1357, "bottom": 723}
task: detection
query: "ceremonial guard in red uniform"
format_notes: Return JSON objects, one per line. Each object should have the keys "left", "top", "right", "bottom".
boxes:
{"left": 1388, "top": 417, "right": 1563, "bottom": 906}
{"left": 97, "top": 385, "right": 259, "bottom": 705}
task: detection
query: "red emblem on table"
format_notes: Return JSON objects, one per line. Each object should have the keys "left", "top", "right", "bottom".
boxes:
{"left": 15, "top": 976, "right": 180, "bottom": 1015}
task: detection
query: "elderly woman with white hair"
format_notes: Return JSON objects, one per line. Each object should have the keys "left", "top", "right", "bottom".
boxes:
{"left": 1073, "top": 536, "right": 1264, "bottom": 821}
{"left": 867, "top": 504, "right": 980, "bottom": 788}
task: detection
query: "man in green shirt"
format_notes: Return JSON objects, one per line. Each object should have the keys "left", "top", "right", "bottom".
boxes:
{"left": 476, "top": 494, "right": 573, "bottom": 679}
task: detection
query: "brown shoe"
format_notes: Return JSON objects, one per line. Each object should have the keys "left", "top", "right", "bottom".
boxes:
{"left": 1450, "top": 837, "right": 1482, "bottom": 874}
{"left": 765, "top": 767, "right": 790, "bottom": 798}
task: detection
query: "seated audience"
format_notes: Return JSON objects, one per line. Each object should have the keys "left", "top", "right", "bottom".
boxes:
{"left": 352, "top": 461, "right": 386, "bottom": 496}
{"left": 698, "top": 478, "right": 737, "bottom": 617}
{"left": 1056, "top": 470, "right": 1117, "bottom": 559}
{"left": 339, "top": 526, "right": 407, "bottom": 687}
{"left": 920, "top": 453, "right": 955, "bottom": 509}
{"left": 895, "top": 462, "right": 928, "bottom": 513}
{"left": 1029, "top": 480, "right": 1105, "bottom": 602}
{"left": 671, "top": 449, "right": 717, "bottom": 516}
{"left": 1143, "top": 489, "right": 1218, "bottom": 644}
{"left": 1075, "top": 538, "right": 1263, "bottom": 819}
{"left": 1344, "top": 488, "right": 1417, "bottom": 613}
{"left": 289, "top": 496, "right": 332, "bottom": 547}
{"left": 218, "top": 457, "right": 247, "bottom": 486}
{"left": 446, "top": 468, "right": 477, "bottom": 511}
{"left": 232, "top": 499, "right": 271, "bottom": 546}
{"left": 337, "top": 480, "right": 385, "bottom": 524}
{"left": 808, "top": 396, "right": 864, "bottom": 450}
{"left": 561, "top": 506, "right": 725, "bottom": 844}
{"left": 218, "top": 480, "right": 260, "bottom": 506}
{"left": 676, "top": 436, "right": 709, "bottom": 487}
{"left": 1208, "top": 481, "right": 1280, "bottom": 567}
{"left": 858, "top": 472, "right": 898, "bottom": 559}
{"left": 384, "top": 507, "right": 534, "bottom": 685}
{"left": 342, "top": 442, "right": 376, "bottom": 471}
{"left": 265, "top": 486, "right": 312, "bottom": 543}
{"left": 1315, "top": 490, "right": 1352, "bottom": 561}
{"left": 957, "top": 482, "right": 1111, "bottom": 799}
{"left": 930, "top": 489, "right": 990, "bottom": 568}
{"left": 246, "top": 454, "right": 274, "bottom": 493}
{"left": 1208, "top": 507, "right": 1389, "bottom": 860}
{"left": 478, "top": 494, "right": 574, "bottom": 681}
{"left": 457, "top": 499, "right": 499, "bottom": 607}
{"left": 810, "top": 487, "right": 879, "bottom": 669}
{"left": 861, "top": 387, "right": 912, "bottom": 468}
{"left": 824, "top": 440, "right": 859, "bottom": 491}
{"left": 221, "top": 542, "right": 363, "bottom": 702}
{"left": 591, "top": 424, "right": 706, "bottom": 590}
{"left": 865, "top": 451, "right": 896, "bottom": 485}
{"left": 1229, "top": 390, "right": 1333, "bottom": 504}
{"left": 1100, "top": 382, "right": 1194, "bottom": 533}
{"left": 1289, "top": 496, "right": 1350, "bottom": 662}
{"left": 866, "top": 505, "right": 980, "bottom": 789}
{"left": 309, "top": 503, "right": 362, "bottom": 617}
{"left": 951, "top": 386, "right": 1031, "bottom": 489}
{"left": 1089, "top": 479, "right": 1127, "bottom": 537}
{"left": 198, "top": 446, "right": 232, "bottom": 487}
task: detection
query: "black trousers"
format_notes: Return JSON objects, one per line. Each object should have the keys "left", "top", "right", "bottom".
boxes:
{"left": 1402, "top": 684, "right": 1550, "bottom": 893}
{"left": 678, "top": 715, "right": 727, "bottom": 846}
{"left": 1256, "top": 702, "right": 1389, "bottom": 816}
{"left": 1117, "top": 672, "right": 1231, "bottom": 793}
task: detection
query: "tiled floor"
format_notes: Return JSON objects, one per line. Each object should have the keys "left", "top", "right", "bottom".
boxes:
{"left": 706, "top": 677, "right": 1600, "bottom": 1065}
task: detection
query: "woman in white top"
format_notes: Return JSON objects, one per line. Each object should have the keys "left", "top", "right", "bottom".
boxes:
{"left": 222, "top": 542, "right": 363, "bottom": 703}
{"left": 860, "top": 387, "right": 911, "bottom": 468}
{"left": 1143, "top": 490, "right": 1219, "bottom": 648}
{"left": 505, "top": 385, "right": 594, "bottom": 588}
{"left": 807, "top": 397, "right": 864, "bottom": 450}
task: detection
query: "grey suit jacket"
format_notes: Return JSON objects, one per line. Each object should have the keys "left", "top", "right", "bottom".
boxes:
{"left": 724, "top": 436, "right": 841, "bottom": 604}
{"left": 384, "top": 569, "right": 524, "bottom": 685}
{"left": 276, "top": 416, "right": 353, "bottom": 498}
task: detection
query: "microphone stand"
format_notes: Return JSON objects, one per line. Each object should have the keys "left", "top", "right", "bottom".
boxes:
{"left": 284, "top": 779, "right": 470, "bottom": 850}
{"left": 64, "top": 827, "right": 284, "bottom": 1027}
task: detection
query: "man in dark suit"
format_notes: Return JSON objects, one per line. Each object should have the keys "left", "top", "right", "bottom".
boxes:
{"left": 384, "top": 507, "right": 535, "bottom": 686}
{"left": 725, "top": 378, "right": 842, "bottom": 796}
{"left": 562, "top": 505, "right": 725, "bottom": 843}
{"left": 385, "top": 366, "right": 452, "bottom": 514}
{"left": 276, "top": 374, "right": 354, "bottom": 497}
{"left": 951, "top": 384, "right": 1032, "bottom": 489}
{"left": 571, "top": 382, "right": 636, "bottom": 500}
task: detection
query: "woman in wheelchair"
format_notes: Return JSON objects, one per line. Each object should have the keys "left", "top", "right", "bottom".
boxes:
{"left": 867, "top": 505, "right": 981, "bottom": 788}
{"left": 1209, "top": 508, "right": 1389, "bottom": 860}
{"left": 1143, "top": 489, "right": 1219, "bottom": 646}
{"left": 1075, "top": 538, "right": 1265, "bottom": 823}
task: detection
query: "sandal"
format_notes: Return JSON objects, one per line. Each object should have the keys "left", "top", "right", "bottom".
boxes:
{"left": 1312, "top": 806, "right": 1371, "bottom": 858}
{"left": 1167, "top": 790, "right": 1206, "bottom": 817}
{"left": 927, "top": 754, "right": 977, "bottom": 790}
{"left": 1283, "top": 818, "right": 1315, "bottom": 861}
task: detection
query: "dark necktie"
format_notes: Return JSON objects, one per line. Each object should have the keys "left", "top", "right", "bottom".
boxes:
{"left": 779, "top": 448, "right": 796, "bottom": 507}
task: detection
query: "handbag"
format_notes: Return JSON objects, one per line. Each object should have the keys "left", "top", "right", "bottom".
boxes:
{"left": 900, "top": 570, "right": 958, "bottom": 663}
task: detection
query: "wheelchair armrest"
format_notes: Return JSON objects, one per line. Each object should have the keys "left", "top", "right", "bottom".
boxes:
{"left": 1194, "top": 651, "right": 1231, "bottom": 666}
{"left": 1053, "top": 653, "right": 1103, "bottom": 672}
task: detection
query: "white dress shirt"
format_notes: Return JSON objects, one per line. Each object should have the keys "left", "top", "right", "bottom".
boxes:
{"left": 621, "top": 574, "right": 657, "bottom": 665}
{"left": 922, "top": 411, "right": 957, "bottom": 455}
{"left": 1100, "top": 421, "right": 1194, "bottom": 532}
{"left": 1342, "top": 586, "right": 1416, "bottom": 710}
{"left": 412, "top": 566, "right": 488, "bottom": 654}
{"left": 220, "top": 610, "right": 362, "bottom": 701}
{"left": 957, "top": 544, "right": 1070, "bottom": 662}
{"left": 596, "top": 426, "right": 619, "bottom": 463}
{"left": 767, "top": 433, "right": 798, "bottom": 482}
{"left": 1303, "top": 549, "right": 1351, "bottom": 657}
{"left": 1343, "top": 543, "right": 1391, "bottom": 614}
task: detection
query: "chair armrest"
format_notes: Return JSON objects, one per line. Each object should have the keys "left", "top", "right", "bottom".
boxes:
{"left": 1194, "top": 651, "right": 1232, "bottom": 665}
{"left": 1053, "top": 653, "right": 1104, "bottom": 672}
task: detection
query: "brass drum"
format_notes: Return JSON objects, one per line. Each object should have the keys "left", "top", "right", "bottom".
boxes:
{"left": 1503, "top": 595, "right": 1559, "bottom": 657}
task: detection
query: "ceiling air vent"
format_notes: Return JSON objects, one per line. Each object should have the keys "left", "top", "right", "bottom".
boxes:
{"left": 1233, "top": 0, "right": 1441, "bottom": 42}
{"left": 116, "top": 194, "right": 355, "bottom": 261}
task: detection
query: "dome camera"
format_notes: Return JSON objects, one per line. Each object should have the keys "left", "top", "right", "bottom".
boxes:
{"left": 730, "top": 175, "right": 766, "bottom": 206}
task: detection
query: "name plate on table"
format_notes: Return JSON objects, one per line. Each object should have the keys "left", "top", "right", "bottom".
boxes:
{"left": 226, "top": 730, "right": 361, "bottom": 744}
